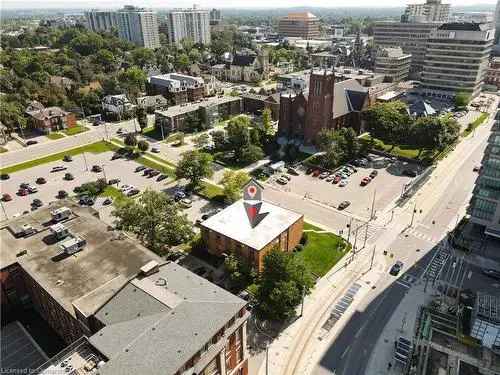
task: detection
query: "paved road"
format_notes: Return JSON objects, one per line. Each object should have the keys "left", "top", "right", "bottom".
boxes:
{"left": 0, "top": 118, "right": 143, "bottom": 168}
{"left": 304, "top": 103, "right": 498, "bottom": 375}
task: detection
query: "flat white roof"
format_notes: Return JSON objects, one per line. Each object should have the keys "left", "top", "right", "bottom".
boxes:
{"left": 201, "top": 200, "right": 303, "bottom": 250}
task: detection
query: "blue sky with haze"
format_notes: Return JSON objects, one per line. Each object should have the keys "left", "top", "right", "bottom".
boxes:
{"left": 2, "top": 0, "right": 497, "bottom": 9}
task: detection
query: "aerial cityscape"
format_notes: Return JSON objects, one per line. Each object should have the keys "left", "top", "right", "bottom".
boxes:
{"left": 1, "top": 1, "right": 500, "bottom": 374}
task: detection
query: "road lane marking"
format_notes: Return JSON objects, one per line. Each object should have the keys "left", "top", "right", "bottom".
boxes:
{"left": 341, "top": 346, "right": 351, "bottom": 359}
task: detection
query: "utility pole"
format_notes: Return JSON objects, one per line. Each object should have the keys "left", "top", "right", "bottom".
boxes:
{"left": 370, "top": 189, "right": 377, "bottom": 220}
{"left": 369, "top": 245, "right": 376, "bottom": 270}
{"left": 83, "top": 152, "right": 89, "bottom": 171}
{"left": 363, "top": 223, "right": 369, "bottom": 248}
{"left": 300, "top": 287, "right": 305, "bottom": 317}
{"left": 101, "top": 165, "right": 107, "bottom": 182}
{"left": 347, "top": 217, "right": 353, "bottom": 243}
{"left": 390, "top": 209, "right": 395, "bottom": 223}
{"left": 410, "top": 202, "right": 417, "bottom": 227}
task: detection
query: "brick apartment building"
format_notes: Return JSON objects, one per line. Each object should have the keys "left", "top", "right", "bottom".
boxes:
{"left": 147, "top": 73, "right": 205, "bottom": 105}
{"left": 25, "top": 101, "right": 76, "bottom": 134}
{"left": 485, "top": 57, "right": 500, "bottom": 90}
{"left": 200, "top": 193, "right": 304, "bottom": 271}
{"left": 1, "top": 202, "right": 249, "bottom": 375}
{"left": 278, "top": 70, "right": 369, "bottom": 144}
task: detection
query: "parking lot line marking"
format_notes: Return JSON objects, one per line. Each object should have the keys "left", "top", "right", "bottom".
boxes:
{"left": 396, "top": 281, "right": 411, "bottom": 289}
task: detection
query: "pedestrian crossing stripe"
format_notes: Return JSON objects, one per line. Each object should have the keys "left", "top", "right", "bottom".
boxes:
{"left": 404, "top": 228, "right": 435, "bottom": 242}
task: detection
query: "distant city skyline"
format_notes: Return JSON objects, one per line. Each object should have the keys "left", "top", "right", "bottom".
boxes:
{"left": 1, "top": 0, "right": 497, "bottom": 10}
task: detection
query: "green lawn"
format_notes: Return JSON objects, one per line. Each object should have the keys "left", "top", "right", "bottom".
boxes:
{"left": 0, "top": 141, "right": 118, "bottom": 174}
{"left": 296, "top": 223, "right": 349, "bottom": 277}
{"left": 99, "top": 186, "right": 128, "bottom": 204}
{"left": 63, "top": 125, "right": 89, "bottom": 136}
{"left": 197, "top": 181, "right": 224, "bottom": 201}
{"left": 146, "top": 153, "right": 177, "bottom": 168}
{"left": 135, "top": 155, "right": 176, "bottom": 177}
{"left": 361, "top": 135, "right": 439, "bottom": 161}
{"left": 46, "top": 132, "right": 65, "bottom": 140}
{"left": 462, "top": 112, "right": 489, "bottom": 137}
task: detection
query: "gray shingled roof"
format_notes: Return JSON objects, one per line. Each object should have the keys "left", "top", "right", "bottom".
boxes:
{"left": 90, "top": 262, "right": 246, "bottom": 375}
{"left": 333, "top": 79, "right": 368, "bottom": 119}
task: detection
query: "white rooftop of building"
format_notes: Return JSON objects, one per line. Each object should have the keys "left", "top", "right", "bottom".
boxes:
{"left": 200, "top": 199, "right": 303, "bottom": 250}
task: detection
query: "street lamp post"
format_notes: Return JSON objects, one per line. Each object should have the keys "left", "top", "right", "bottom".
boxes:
{"left": 101, "top": 165, "right": 107, "bottom": 183}
{"left": 369, "top": 245, "right": 376, "bottom": 271}
{"left": 410, "top": 202, "right": 417, "bottom": 227}
{"left": 370, "top": 189, "right": 377, "bottom": 220}
{"left": 347, "top": 217, "right": 353, "bottom": 243}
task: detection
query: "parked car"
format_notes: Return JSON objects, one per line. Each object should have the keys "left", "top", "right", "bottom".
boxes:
{"left": 287, "top": 167, "right": 299, "bottom": 176}
{"left": 482, "top": 269, "right": 500, "bottom": 280}
{"left": 151, "top": 147, "right": 160, "bottom": 153}
{"left": 157, "top": 174, "right": 168, "bottom": 182}
{"left": 319, "top": 172, "right": 330, "bottom": 179}
{"left": 117, "top": 128, "right": 123, "bottom": 134}
{"left": 120, "top": 185, "right": 134, "bottom": 193}
{"left": 174, "top": 190, "right": 186, "bottom": 201}
{"left": 306, "top": 168, "right": 314, "bottom": 175}
{"left": 57, "top": 190, "right": 68, "bottom": 199}
{"left": 360, "top": 177, "right": 371, "bottom": 186}
{"left": 179, "top": 198, "right": 192, "bottom": 208}
{"left": 312, "top": 170, "right": 321, "bottom": 177}
{"left": 194, "top": 266, "right": 207, "bottom": 276}
{"left": 79, "top": 195, "right": 95, "bottom": 206}
{"left": 63, "top": 155, "right": 72, "bottom": 162}
{"left": 127, "top": 189, "right": 140, "bottom": 197}
{"left": 64, "top": 173, "right": 74, "bottom": 181}
{"left": 31, "top": 198, "right": 43, "bottom": 207}
{"left": 1, "top": 173, "right": 10, "bottom": 180}
{"left": 339, "top": 179, "right": 348, "bottom": 187}
{"left": 111, "top": 153, "right": 122, "bottom": 160}
{"left": 333, "top": 175, "right": 341, "bottom": 184}
{"left": 51, "top": 166, "right": 67, "bottom": 172}
{"left": 27, "top": 185, "right": 38, "bottom": 193}
{"left": 280, "top": 174, "right": 291, "bottom": 181}
{"left": 326, "top": 175, "right": 335, "bottom": 182}
{"left": 143, "top": 168, "right": 154, "bottom": 176}
{"left": 277, "top": 176, "right": 289, "bottom": 185}
{"left": 91, "top": 165, "right": 102, "bottom": 172}
{"left": 389, "top": 261, "right": 404, "bottom": 276}
{"left": 20, "top": 182, "right": 30, "bottom": 189}
{"left": 135, "top": 166, "right": 146, "bottom": 173}
{"left": 346, "top": 164, "right": 357, "bottom": 173}
{"left": 403, "top": 169, "right": 417, "bottom": 177}
{"left": 108, "top": 178, "right": 120, "bottom": 185}
{"left": 338, "top": 200, "right": 351, "bottom": 210}
{"left": 36, "top": 177, "right": 46, "bottom": 184}
{"left": 369, "top": 170, "right": 378, "bottom": 179}
{"left": 473, "top": 166, "right": 481, "bottom": 172}
{"left": 149, "top": 170, "right": 160, "bottom": 177}
{"left": 2, "top": 193, "right": 12, "bottom": 202}
{"left": 102, "top": 197, "right": 113, "bottom": 206}
{"left": 26, "top": 140, "right": 38, "bottom": 146}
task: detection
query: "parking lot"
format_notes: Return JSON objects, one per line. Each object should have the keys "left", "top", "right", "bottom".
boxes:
{"left": 0, "top": 151, "right": 214, "bottom": 224}
{"left": 267, "top": 159, "right": 417, "bottom": 220}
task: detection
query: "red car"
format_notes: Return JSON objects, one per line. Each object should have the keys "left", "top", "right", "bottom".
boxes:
{"left": 333, "top": 175, "right": 341, "bottom": 184}
{"left": 2, "top": 193, "right": 12, "bottom": 201}
{"left": 18, "top": 188, "right": 28, "bottom": 196}
{"left": 312, "top": 170, "right": 321, "bottom": 177}
{"left": 360, "top": 177, "right": 371, "bottom": 186}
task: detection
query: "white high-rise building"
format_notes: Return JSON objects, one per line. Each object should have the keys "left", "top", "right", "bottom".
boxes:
{"left": 166, "top": 5, "right": 211, "bottom": 45}
{"left": 421, "top": 22, "right": 494, "bottom": 99}
{"left": 117, "top": 6, "right": 160, "bottom": 49}
{"left": 84, "top": 10, "right": 118, "bottom": 32}
{"left": 495, "top": 0, "right": 500, "bottom": 44}
{"left": 402, "top": 0, "right": 450, "bottom": 23}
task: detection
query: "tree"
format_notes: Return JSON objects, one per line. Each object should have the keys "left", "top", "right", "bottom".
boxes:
{"left": 124, "top": 133, "right": 137, "bottom": 148}
{"left": 262, "top": 108, "right": 273, "bottom": 135}
{"left": 172, "top": 132, "right": 185, "bottom": 145}
{"left": 241, "top": 144, "right": 264, "bottom": 164}
{"left": 131, "top": 48, "right": 155, "bottom": 68}
{"left": 137, "top": 140, "right": 149, "bottom": 152}
{"left": 255, "top": 249, "right": 314, "bottom": 321}
{"left": 455, "top": 92, "right": 471, "bottom": 108}
{"left": 226, "top": 116, "right": 251, "bottom": 160}
{"left": 224, "top": 254, "right": 256, "bottom": 292}
{"left": 112, "top": 190, "right": 194, "bottom": 254}
{"left": 136, "top": 106, "right": 148, "bottom": 132}
{"left": 175, "top": 150, "right": 214, "bottom": 189}
{"left": 176, "top": 53, "right": 191, "bottom": 71}
{"left": 221, "top": 170, "right": 250, "bottom": 203}
{"left": 364, "top": 101, "right": 411, "bottom": 145}
{"left": 211, "top": 129, "right": 226, "bottom": 150}
{"left": 193, "top": 133, "right": 211, "bottom": 149}
{"left": 118, "top": 66, "right": 147, "bottom": 98}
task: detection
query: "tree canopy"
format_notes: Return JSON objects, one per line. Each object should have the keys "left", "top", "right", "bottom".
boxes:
{"left": 112, "top": 190, "right": 194, "bottom": 254}
{"left": 175, "top": 150, "right": 214, "bottom": 189}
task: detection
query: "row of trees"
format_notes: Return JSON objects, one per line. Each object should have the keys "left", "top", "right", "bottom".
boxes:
{"left": 364, "top": 101, "right": 460, "bottom": 151}
{"left": 315, "top": 127, "right": 368, "bottom": 169}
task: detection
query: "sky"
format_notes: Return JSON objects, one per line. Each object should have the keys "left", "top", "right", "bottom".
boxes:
{"left": 1, "top": 0, "right": 497, "bottom": 10}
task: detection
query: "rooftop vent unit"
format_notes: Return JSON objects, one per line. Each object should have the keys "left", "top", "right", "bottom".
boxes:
{"left": 59, "top": 236, "right": 86, "bottom": 255}
{"left": 140, "top": 260, "right": 160, "bottom": 276}
{"left": 51, "top": 207, "right": 71, "bottom": 222}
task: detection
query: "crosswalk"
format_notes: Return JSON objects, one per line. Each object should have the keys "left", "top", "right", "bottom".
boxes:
{"left": 403, "top": 227, "right": 438, "bottom": 243}
{"left": 422, "top": 246, "right": 450, "bottom": 283}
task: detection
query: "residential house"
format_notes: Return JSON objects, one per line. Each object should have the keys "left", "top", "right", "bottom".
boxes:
{"left": 136, "top": 95, "right": 169, "bottom": 113}
{"left": 102, "top": 94, "right": 136, "bottom": 118}
{"left": 147, "top": 73, "right": 205, "bottom": 105}
{"left": 25, "top": 101, "right": 76, "bottom": 134}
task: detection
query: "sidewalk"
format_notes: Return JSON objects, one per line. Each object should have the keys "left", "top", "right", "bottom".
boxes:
{"left": 364, "top": 281, "right": 434, "bottom": 375}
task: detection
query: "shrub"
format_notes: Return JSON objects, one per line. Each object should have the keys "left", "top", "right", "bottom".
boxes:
{"left": 300, "top": 232, "right": 309, "bottom": 246}
{"left": 294, "top": 244, "right": 304, "bottom": 252}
